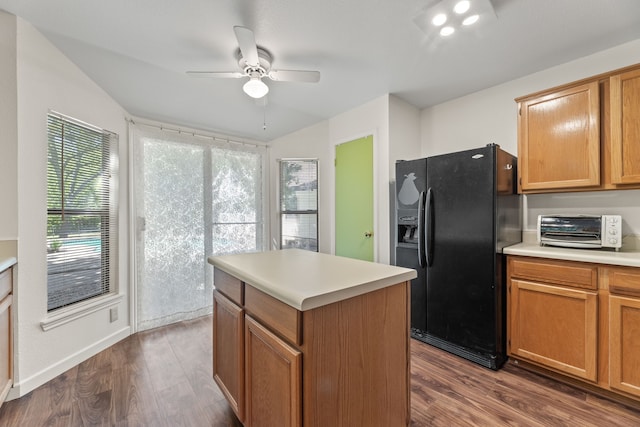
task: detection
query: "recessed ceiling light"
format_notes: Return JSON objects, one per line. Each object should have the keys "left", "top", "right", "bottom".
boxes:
{"left": 454, "top": 0, "right": 471, "bottom": 14}
{"left": 432, "top": 13, "right": 447, "bottom": 26}
{"left": 463, "top": 14, "right": 479, "bottom": 25}
{"left": 440, "top": 26, "right": 455, "bottom": 36}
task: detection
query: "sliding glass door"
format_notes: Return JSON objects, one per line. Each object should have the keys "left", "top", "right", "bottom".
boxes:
{"left": 132, "top": 125, "right": 265, "bottom": 331}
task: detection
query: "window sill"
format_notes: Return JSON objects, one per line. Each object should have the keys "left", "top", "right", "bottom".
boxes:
{"left": 41, "top": 293, "right": 124, "bottom": 332}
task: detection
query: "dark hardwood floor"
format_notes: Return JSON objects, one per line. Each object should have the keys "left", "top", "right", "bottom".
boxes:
{"left": 1, "top": 315, "right": 639, "bottom": 426}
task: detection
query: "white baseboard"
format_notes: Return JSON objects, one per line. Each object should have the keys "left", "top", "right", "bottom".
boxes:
{"left": 6, "top": 326, "right": 131, "bottom": 401}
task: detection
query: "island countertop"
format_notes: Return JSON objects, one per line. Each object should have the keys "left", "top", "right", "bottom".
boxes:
{"left": 207, "top": 249, "right": 417, "bottom": 311}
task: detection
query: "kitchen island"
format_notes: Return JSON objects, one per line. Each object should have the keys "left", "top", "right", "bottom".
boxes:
{"left": 207, "top": 249, "right": 416, "bottom": 427}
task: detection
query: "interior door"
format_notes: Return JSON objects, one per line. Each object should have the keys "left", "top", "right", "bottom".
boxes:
{"left": 335, "top": 135, "right": 374, "bottom": 261}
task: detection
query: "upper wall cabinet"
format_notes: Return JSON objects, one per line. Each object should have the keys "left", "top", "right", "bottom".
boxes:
{"left": 518, "top": 82, "right": 600, "bottom": 192}
{"left": 610, "top": 68, "right": 640, "bottom": 184}
{"left": 516, "top": 63, "right": 640, "bottom": 194}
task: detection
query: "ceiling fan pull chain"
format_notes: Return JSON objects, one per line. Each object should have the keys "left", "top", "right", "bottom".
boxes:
{"left": 263, "top": 101, "right": 267, "bottom": 131}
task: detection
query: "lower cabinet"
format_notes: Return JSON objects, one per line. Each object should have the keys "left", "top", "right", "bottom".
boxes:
{"left": 245, "top": 316, "right": 301, "bottom": 427}
{"left": 608, "top": 266, "right": 640, "bottom": 399}
{"left": 213, "top": 291, "right": 244, "bottom": 422}
{"left": 508, "top": 256, "right": 640, "bottom": 403}
{"left": 0, "top": 266, "right": 13, "bottom": 407}
{"left": 509, "top": 278, "right": 598, "bottom": 381}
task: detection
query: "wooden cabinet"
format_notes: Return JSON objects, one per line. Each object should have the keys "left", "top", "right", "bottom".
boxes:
{"left": 508, "top": 257, "right": 640, "bottom": 404}
{"left": 245, "top": 316, "right": 301, "bottom": 427}
{"left": 508, "top": 257, "right": 598, "bottom": 381}
{"left": 516, "top": 62, "right": 640, "bottom": 193}
{"left": 0, "top": 266, "right": 13, "bottom": 407}
{"left": 607, "top": 266, "right": 640, "bottom": 399}
{"left": 213, "top": 291, "right": 244, "bottom": 422}
{"left": 518, "top": 82, "right": 600, "bottom": 192}
{"left": 212, "top": 266, "right": 410, "bottom": 426}
{"left": 610, "top": 68, "right": 640, "bottom": 184}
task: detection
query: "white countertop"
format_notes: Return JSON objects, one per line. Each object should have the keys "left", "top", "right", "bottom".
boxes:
{"left": 504, "top": 233, "right": 640, "bottom": 268}
{"left": 208, "top": 249, "right": 417, "bottom": 311}
{"left": 0, "top": 257, "right": 17, "bottom": 273}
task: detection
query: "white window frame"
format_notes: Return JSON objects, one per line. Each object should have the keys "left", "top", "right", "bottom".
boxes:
{"left": 42, "top": 111, "right": 119, "bottom": 330}
{"left": 279, "top": 158, "right": 319, "bottom": 252}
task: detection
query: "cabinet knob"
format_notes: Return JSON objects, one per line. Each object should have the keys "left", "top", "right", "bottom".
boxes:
{"left": 364, "top": 231, "right": 373, "bottom": 238}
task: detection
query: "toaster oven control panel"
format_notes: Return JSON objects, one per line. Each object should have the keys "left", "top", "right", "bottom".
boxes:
{"left": 603, "top": 215, "right": 622, "bottom": 248}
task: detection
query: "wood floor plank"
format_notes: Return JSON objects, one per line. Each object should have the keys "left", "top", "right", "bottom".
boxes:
{"left": 111, "top": 365, "right": 165, "bottom": 426}
{"left": 1, "top": 314, "right": 639, "bottom": 426}
{"left": 155, "top": 379, "right": 210, "bottom": 426}
{"left": 138, "top": 327, "right": 187, "bottom": 394}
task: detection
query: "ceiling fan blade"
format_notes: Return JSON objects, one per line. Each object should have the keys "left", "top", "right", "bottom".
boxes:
{"left": 233, "top": 26, "right": 260, "bottom": 67}
{"left": 186, "top": 71, "right": 244, "bottom": 78}
{"left": 268, "top": 69, "right": 320, "bottom": 83}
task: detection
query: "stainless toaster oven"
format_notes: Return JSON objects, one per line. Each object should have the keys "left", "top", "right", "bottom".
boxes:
{"left": 537, "top": 214, "right": 622, "bottom": 250}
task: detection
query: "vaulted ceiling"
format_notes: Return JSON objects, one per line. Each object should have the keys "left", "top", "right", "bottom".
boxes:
{"left": 2, "top": 0, "right": 640, "bottom": 141}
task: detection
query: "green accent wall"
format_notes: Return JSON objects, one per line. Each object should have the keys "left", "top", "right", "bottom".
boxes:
{"left": 335, "top": 135, "right": 374, "bottom": 261}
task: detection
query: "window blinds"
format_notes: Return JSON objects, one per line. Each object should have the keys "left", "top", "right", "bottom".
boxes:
{"left": 46, "top": 112, "right": 118, "bottom": 311}
{"left": 279, "top": 159, "right": 318, "bottom": 251}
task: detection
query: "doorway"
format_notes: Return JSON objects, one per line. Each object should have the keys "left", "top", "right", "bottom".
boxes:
{"left": 132, "top": 126, "right": 265, "bottom": 331}
{"left": 334, "top": 135, "right": 374, "bottom": 261}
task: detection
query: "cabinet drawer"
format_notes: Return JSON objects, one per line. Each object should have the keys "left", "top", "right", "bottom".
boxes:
{"left": 214, "top": 268, "right": 243, "bottom": 306}
{"left": 509, "top": 257, "right": 597, "bottom": 290}
{"left": 245, "top": 285, "right": 301, "bottom": 346}
{"left": 608, "top": 266, "right": 640, "bottom": 297}
{"left": 0, "top": 268, "right": 12, "bottom": 302}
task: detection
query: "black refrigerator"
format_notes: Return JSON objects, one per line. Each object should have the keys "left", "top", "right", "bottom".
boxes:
{"left": 394, "top": 144, "right": 521, "bottom": 370}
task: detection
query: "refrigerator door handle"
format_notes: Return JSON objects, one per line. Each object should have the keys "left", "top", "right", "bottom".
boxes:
{"left": 417, "top": 191, "right": 427, "bottom": 268}
{"left": 426, "top": 187, "right": 435, "bottom": 266}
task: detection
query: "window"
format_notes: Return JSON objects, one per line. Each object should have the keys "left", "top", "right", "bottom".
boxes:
{"left": 279, "top": 159, "right": 318, "bottom": 251}
{"left": 47, "top": 112, "right": 118, "bottom": 312}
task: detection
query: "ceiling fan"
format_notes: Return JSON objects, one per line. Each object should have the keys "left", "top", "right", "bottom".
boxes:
{"left": 187, "top": 26, "right": 321, "bottom": 99}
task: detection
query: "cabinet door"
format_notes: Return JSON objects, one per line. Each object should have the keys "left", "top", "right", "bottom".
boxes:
{"left": 518, "top": 81, "right": 600, "bottom": 191}
{"left": 213, "top": 291, "right": 244, "bottom": 422}
{"left": 0, "top": 294, "right": 12, "bottom": 405}
{"left": 610, "top": 68, "right": 640, "bottom": 184}
{"left": 609, "top": 295, "right": 640, "bottom": 398}
{"left": 245, "top": 315, "right": 301, "bottom": 427}
{"left": 509, "top": 280, "right": 598, "bottom": 381}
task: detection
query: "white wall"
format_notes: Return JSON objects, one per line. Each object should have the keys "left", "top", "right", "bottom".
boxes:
{"left": 388, "top": 96, "right": 421, "bottom": 264}
{"left": 10, "top": 17, "right": 130, "bottom": 398}
{"left": 268, "top": 120, "right": 331, "bottom": 254}
{"left": 420, "top": 38, "right": 640, "bottom": 236}
{"left": 269, "top": 95, "right": 421, "bottom": 265}
{"left": 0, "top": 11, "right": 18, "bottom": 241}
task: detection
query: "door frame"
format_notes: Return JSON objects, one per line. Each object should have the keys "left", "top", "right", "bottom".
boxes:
{"left": 330, "top": 131, "right": 379, "bottom": 262}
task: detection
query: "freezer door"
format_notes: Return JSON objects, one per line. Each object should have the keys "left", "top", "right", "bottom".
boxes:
{"left": 425, "top": 145, "right": 500, "bottom": 355}
{"left": 396, "top": 246, "right": 427, "bottom": 332}
{"left": 396, "top": 158, "right": 427, "bottom": 210}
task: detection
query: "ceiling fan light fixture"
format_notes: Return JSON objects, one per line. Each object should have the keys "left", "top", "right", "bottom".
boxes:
{"left": 243, "top": 76, "right": 269, "bottom": 98}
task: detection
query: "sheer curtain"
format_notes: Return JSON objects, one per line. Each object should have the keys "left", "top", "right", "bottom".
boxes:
{"left": 131, "top": 123, "right": 266, "bottom": 331}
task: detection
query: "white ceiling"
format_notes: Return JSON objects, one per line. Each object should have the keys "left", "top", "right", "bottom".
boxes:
{"left": 2, "top": 0, "right": 640, "bottom": 142}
